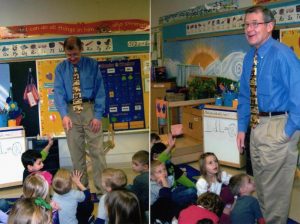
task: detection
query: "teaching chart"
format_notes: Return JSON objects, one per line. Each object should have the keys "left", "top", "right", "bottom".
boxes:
{"left": 95, "top": 54, "right": 150, "bottom": 130}
{"left": 0, "top": 127, "right": 26, "bottom": 188}
{"left": 98, "top": 59, "right": 145, "bottom": 130}
{"left": 36, "top": 53, "right": 149, "bottom": 136}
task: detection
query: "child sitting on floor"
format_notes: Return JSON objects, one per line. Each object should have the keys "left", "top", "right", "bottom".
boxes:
{"left": 196, "top": 152, "right": 234, "bottom": 224}
{"left": 229, "top": 173, "right": 265, "bottom": 224}
{"left": 151, "top": 160, "right": 196, "bottom": 223}
{"left": 23, "top": 172, "right": 60, "bottom": 223}
{"left": 95, "top": 168, "right": 127, "bottom": 224}
{"left": 128, "top": 150, "right": 149, "bottom": 215}
{"left": 52, "top": 169, "right": 93, "bottom": 224}
{"left": 151, "top": 133, "right": 195, "bottom": 188}
{"left": 8, "top": 198, "right": 52, "bottom": 224}
{"left": 106, "top": 189, "right": 142, "bottom": 224}
{"left": 23, "top": 173, "right": 50, "bottom": 199}
{"left": 21, "top": 135, "right": 53, "bottom": 184}
{"left": 178, "top": 192, "right": 224, "bottom": 224}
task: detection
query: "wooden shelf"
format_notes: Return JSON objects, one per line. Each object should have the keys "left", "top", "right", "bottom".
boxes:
{"left": 170, "top": 135, "right": 203, "bottom": 165}
{"left": 168, "top": 98, "right": 215, "bottom": 108}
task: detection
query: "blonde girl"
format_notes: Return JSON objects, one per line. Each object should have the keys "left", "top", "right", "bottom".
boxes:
{"left": 8, "top": 198, "right": 52, "bottom": 224}
{"left": 196, "top": 152, "right": 234, "bottom": 221}
{"left": 196, "top": 152, "right": 231, "bottom": 196}
{"left": 23, "top": 173, "right": 49, "bottom": 200}
{"left": 23, "top": 172, "right": 60, "bottom": 223}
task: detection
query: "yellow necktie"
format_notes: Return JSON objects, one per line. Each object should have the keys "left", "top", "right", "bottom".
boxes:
{"left": 72, "top": 67, "right": 83, "bottom": 113}
{"left": 250, "top": 51, "right": 259, "bottom": 128}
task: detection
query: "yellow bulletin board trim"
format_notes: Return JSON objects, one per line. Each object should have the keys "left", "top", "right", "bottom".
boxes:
{"left": 36, "top": 53, "right": 149, "bottom": 137}
{"left": 280, "top": 27, "right": 300, "bottom": 59}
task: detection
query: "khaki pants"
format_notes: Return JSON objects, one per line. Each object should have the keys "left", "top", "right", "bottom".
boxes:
{"left": 66, "top": 102, "right": 107, "bottom": 193}
{"left": 250, "top": 114, "right": 299, "bottom": 224}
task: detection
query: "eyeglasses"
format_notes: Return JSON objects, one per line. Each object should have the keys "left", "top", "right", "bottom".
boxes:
{"left": 242, "top": 21, "right": 271, "bottom": 29}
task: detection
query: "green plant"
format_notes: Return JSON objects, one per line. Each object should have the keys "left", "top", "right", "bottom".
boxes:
{"left": 188, "top": 77, "right": 216, "bottom": 99}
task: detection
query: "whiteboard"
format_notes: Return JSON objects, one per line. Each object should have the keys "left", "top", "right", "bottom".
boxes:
{"left": 203, "top": 110, "right": 240, "bottom": 165}
{"left": 0, "top": 127, "right": 26, "bottom": 188}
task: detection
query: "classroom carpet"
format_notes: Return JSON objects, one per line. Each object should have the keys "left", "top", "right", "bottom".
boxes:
{"left": 177, "top": 163, "right": 201, "bottom": 182}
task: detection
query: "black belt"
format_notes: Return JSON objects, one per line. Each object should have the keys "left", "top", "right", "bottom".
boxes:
{"left": 68, "top": 98, "right": 94, "bottom": 104}
{"left": 259, "top": 112, "right": 286, "bottom": 117}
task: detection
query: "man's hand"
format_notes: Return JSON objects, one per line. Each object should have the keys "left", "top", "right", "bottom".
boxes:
{"left": 62, "top": 116, "right": 72, "bottom": 132}
{"left": 236, "top": 132, "right": 246, "bottom": 154}
{"left": 90, "top": 118, "right": 102, "bottom": 133}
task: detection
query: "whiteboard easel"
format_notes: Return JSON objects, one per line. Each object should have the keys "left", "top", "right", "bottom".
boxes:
{"left": 203, "top": 106, "right": 245, "bottom": 168}
{"left": 0, "top": 126, "right": 26, "bottom": 188}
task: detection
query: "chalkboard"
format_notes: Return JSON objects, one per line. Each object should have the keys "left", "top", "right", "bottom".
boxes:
{"left": 0, "top": 127, "right": 26, "bottom": 188}
{"left": 203, "top": 109, "right": 241, "bottom": 166}
{"left": 9, "top": 61, "right": 39, "bottom": 137}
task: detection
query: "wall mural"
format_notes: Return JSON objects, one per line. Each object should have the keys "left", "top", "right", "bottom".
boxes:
{"left": 163, "top": 34, "right": 250, "bottom": 86}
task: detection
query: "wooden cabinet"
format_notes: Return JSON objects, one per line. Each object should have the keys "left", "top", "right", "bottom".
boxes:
{"left": 168, "top": 106, "right": 204, "bottom": 164}
{"left": 182, "top": 106, "right": 203, "bottom": 142}
{"left": 156, "top": 99, "right": 215, "bottom": 164}
{"left": 151, "top": 82, "right": 176, "bottom": 132}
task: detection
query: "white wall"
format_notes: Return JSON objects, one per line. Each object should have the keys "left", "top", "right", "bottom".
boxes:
{"left": 0, "top": 0, "right": 149, "bottom": 26}
{"left": 151, "top": 0, "right": 252, "bottom": 27}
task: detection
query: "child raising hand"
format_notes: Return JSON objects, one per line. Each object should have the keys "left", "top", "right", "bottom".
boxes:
{"left": 151, "top": 133, "right": 195, "bottom": 188}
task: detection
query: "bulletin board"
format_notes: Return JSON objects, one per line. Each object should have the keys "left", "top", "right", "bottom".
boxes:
{"left": 280, "top": 28, "right": 300, "bottom": 58}
{"left": 36, "top": 53, "right": 149, "bottom": 136}
{"left": 37, "top": 59, "right": 64, "bottom": 137}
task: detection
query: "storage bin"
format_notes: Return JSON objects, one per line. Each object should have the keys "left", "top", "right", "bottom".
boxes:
{"left": 0, "top": 114, "right": 8, "bottom": 127}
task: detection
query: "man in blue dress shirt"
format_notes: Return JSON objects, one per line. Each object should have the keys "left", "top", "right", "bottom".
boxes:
{"left": 237, "top": 5, "right": 300, "bottom": 223}
{"left": 54, "top": 36, "right": 106, "bottom": 194}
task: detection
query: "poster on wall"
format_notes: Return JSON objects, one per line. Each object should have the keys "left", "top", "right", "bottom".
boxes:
{"left": 280, "top": 28, "right": 300, "bottom": 58}
{"left": 96, "top": 54, "right": 150, "bottom": 131}
{"left": 36, "top": 59, "right": 64, "bottom": 137}
{"left": 253, "top": 0, "right": 279, "bottom": 4}
{"left": 0, "top": 64, "right": 10, "bottom": 109}
{"left": 0, "top": 38, "right": 112, "bottom": 60}
{"left": 159, "top": 0, "right": 239, "bottom": 25}
{"left": 163, "top": 34, "right": 250, "bottom": 86}
{"left": 186, "top": 14, "right": 244, "bottom": 35}
{"left": 0, "top": 19, "right": 149, "bottom": 39}
{"left": 99, "top": 59, "right": 145, "bottom": 130}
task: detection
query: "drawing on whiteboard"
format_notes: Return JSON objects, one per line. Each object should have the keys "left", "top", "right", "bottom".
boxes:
{"left": 204, "top": 119, "right": 237, "bottom": 137}
{"left": 0, "top": 142, "right": 22, "bottom": 156}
